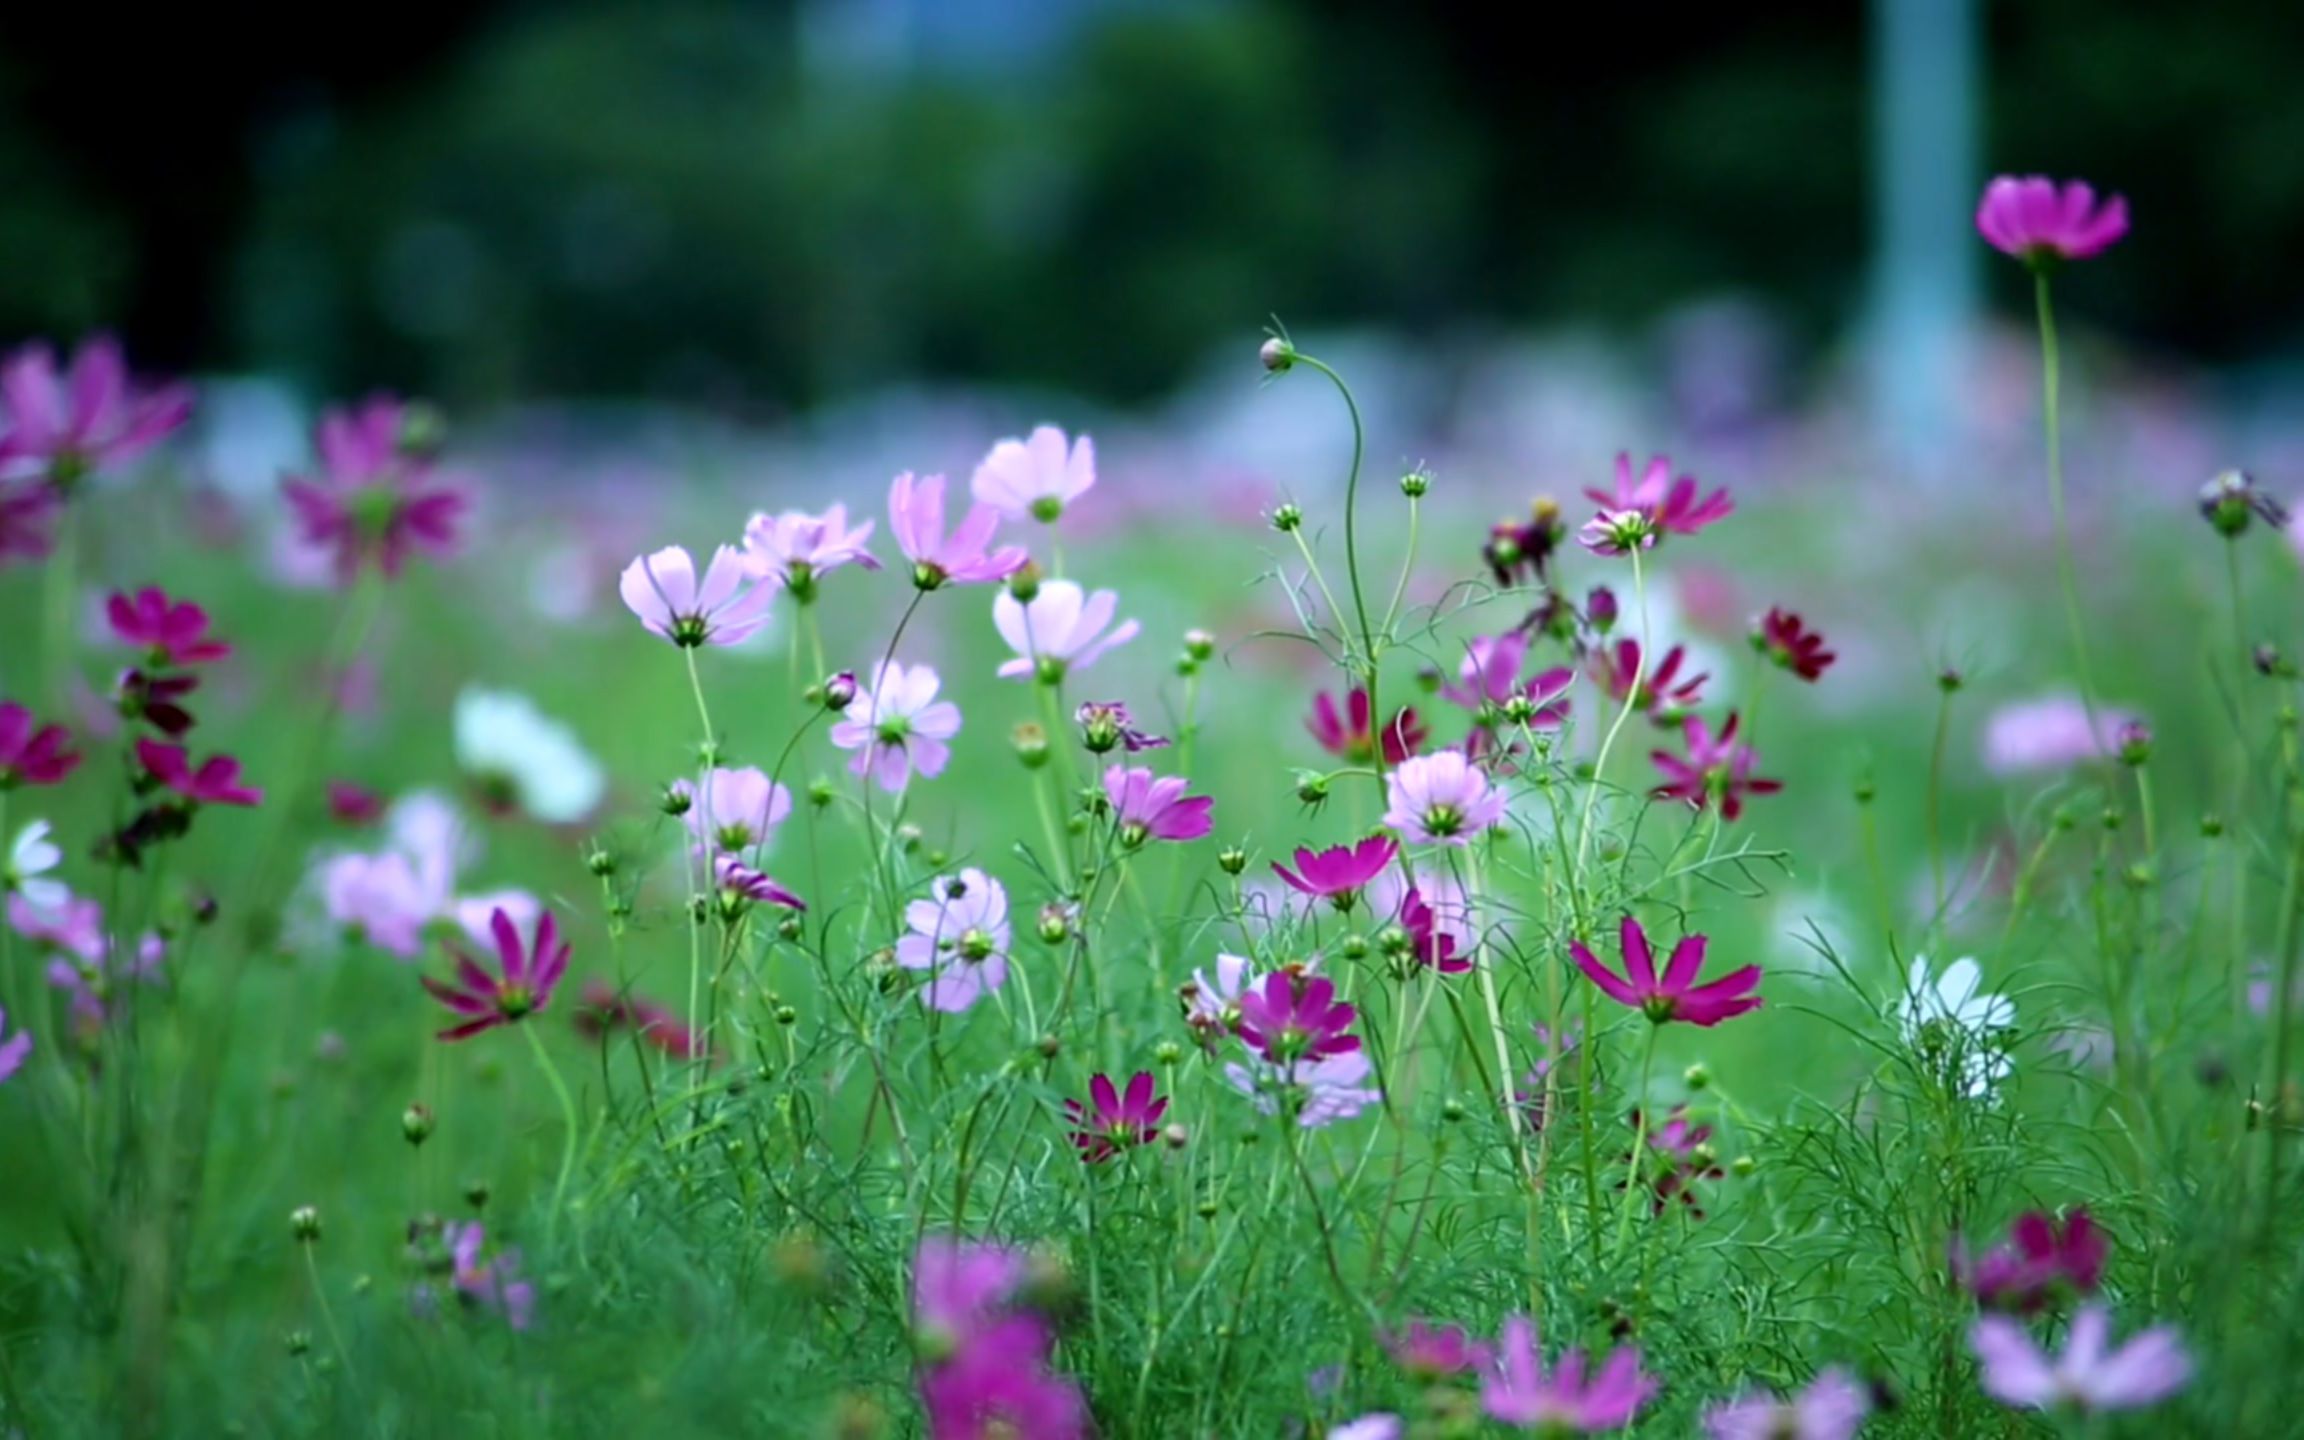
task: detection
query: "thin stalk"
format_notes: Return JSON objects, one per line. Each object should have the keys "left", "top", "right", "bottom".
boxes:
{"left": 524, "top": 1022, "right": 582, "bottom": 1249}
{"left": 2034, "top": 271, "right": 2099, "bottom": 720}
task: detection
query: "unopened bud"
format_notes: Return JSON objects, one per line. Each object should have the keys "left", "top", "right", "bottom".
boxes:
{"left": 1013, "top": 722, "right": 1050, "bottom": 770}
{"left": 1259, "top": 336, "right": 1296, "bottom": 373}
{"left": 2114, "top": 721, "right": 2153, "bottom": 767}
{"left": 896, "top": 823, "right": 923, "bottom": 855}
{"left": 823, "top": 671, "right": 859, "bottom": 710}
{"left": 1161, "top": 1123, "right": 1189, "bottom": 1149}
{"left": 1006, "top": 563, "right": 1043, "bottom": 604}
{"left": 1154, "top": 1041, "right": 1183, "bottom": 1066}
{"left": 808, "top": 777, "right": 836, "bottom": 809}
{"left": 1271, "top": 503, "right": 1303, "bottom": 533}
{"left": 1184, "top": 628, "right": 1216, "bottom": 663}
{"left": 1586, "top": 585, "right": 1619, "bottom": 635}
{"left": 585, "top": 848, "right": 616, "bottom": 877}
{"left": 1683, "top": 1063, "right": 1710, "bottom": 1091}
{"left": 1037, "top": 1034, "right": 1062, "bottom": 1060}
{"left": 463, "top": 1180, "right": 490, "bottom": 1211}
{"left": 402, "top": 1102, "right": 435, "bottom": 1146}
{"left": 1296, "top": 774, "right": 1329, "bottom": 806}
{"left": 1218, "top": 846, "right": 1248, "bottom": 875}
{"left": 289, "top": 1206, "right": 321, "bottom": 1243}
{"left": 1440, "top": 1098, "right": 1467, "bottom": 1123}
{"left": 1400, "top": 467, "right": 1432, "bottom": 499}
{"left": 1037, "top": 904, "right": 1071, "bottom": 945}
{"left": 1730, "top": 1154, "right": 1757, "bottom": 1178}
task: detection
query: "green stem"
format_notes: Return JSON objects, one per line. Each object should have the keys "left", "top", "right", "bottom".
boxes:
{"left": 1611, "top": 1024, "right": 1662, "bottom": 1258}
{"left": 524, "top": 1021, "right": 581, "bottom": 1249}
{"left": 2034, "top": 271, "right": 2100, "bottom": 722}
{"left": 1575, "top": 548, "right": 1648, "bottom": 878}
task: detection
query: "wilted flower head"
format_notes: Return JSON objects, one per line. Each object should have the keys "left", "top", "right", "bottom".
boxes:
{"left": 1484, "top": 497, "right": 1564, "bottom": 587}
{"left": 619, "top": 545, "right": 775, "bottom": 648}
{"left": 1076, "top": 699, "right": 1167, "bottom": 754}
{"left": 972, "top": 424, "right": 1096, "bottom": 524}
{"left": 830, "top": 661, "right": 962, "bottom": 792}
{"left": 714, "top": 855, "right": 806, "bottom": 912}
{"left": 741, "top": 503, "right": 880, "bottom": 600}
{"left": 1573, "top": 915, "right": 1762, "bottom": 1027}
{"left": 889, "top": 471, "right": 1027, "bottom": 589}
{"left": 136, "top": 739, "right": 262, "bottom": 807}
{"left": 895, "top": 869, "right": 1013, "bottom": 1013}
{"left": 1976, "top": 176, "right": 2130, "bottom": 265}
{"left": 1479, "top": 1315, "right": 1656, "bottom": 1432}
{"left": 1651, "top": 712, "right": 1780, "bottom": 822}
{"left": 993, "top": 579, "right": 1139, "bottom": 682}
{"left": 1703, "top": 1368, "right": 1871, "bottom": 1440}
{"left": 1970, "top": 1304, "right": 2189, "bottom": 1414}
{"left": 2197, "top": 468, "right": 2286, "bottom": 538}
{"left": 454, "top": 688, "right": 605, "bottom": 824}
{"left": 443, "top": 1221, "right": 536, "bottom": 1331}
{"left": 1383, "top": 751, "right": 1507, "bottom": 846}
{"left": 282, "top": 397, "right": 466, "bottom": 583}
{"left": 0, "top": 334, "right": 191, "bottom": 486}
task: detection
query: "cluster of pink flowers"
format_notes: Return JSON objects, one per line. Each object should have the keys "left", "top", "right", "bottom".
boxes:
{"left": 911, "top": 1238, "right": 1087, "bottom": 1438}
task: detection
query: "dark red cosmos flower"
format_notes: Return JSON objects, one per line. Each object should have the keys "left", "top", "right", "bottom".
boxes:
{"left": 327, "top": 780, "right": 386, "bottom": 825}
{"left": 1307, "top": 687, "right": 1425, "bottom": 767}
{"left": 1591, "top": 639, "right": 1708, "bottom": 720}
{"left": 134, "top": 738, "right": 261, "bottom": 806}
{"left": 1752, "top": 607, "right": 1835, "bottom": 682}
{"left": 1273, "top": 835, "right": 1397, "bottom": 911}
{"left": 422, "top": 908, "right": 572, "bottom": 1041}
{"left": 1572, "top": 915, "right": 1761, "bottom": 1027}
{"left": 1958, "top": 1209, "right": 2109, "bottom": 1313}
{"left": 1650, "top": 711, "right": 1781, "bottom": 822}
{"left": 0, "top": 701, "right": 81, "bottom": 788}
{"left": 106, "top": 587, "right": 230, "bottom": 667}
{"left": 1064, "top": 1070, "right": 1169, "bottom": 1163}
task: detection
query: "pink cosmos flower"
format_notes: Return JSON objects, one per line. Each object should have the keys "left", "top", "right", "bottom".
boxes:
{"left": 0, "top": 1005, "right": 28, "bottom": 1083}
{"left": 1384, "top": 1319, "right": 1490, "bottom": 1379}
{"left": 912, "top": 1236, "right": 1027, "bottom": 1346}
{"left": 918, "top": 1312, "right": 1090, "bottom": 1440}
{"left": 740, "top": 503, "right": 880, "bottom": 601}
{"left": 619, "top": 544, "right": 775, "bottom": 648}
{"left": 1583, "top": 452, "right": 1733, "bottom": 540}
{"left": 1075, "top": 699, "right": 1167, "bottom": 753}
{"left": 1441, "top": 632, "right": 1574, "bottom": 728}
{"left": 1223, "top": 1049, "right": 1381, "bottom": 1128}
{"left": 0, "top": 702, "right": 81, "bottom": 788}
{"left": 1272, "top": 835, "right": 1396, "bottom": 911}
{"left": 673, "top": 766, "right": 793, "bottom": 855}
{"left": 1401, "top": 887, "right": 1470, "bottom": 974}
{"left": 830, "top": 661, "right": 962, "bottom": 792}
{"left": 1959, "top": 1209, "right": 2109, "bottom": 1313}
{"left": 1064, "top": 1070, "right": 1169, "bottom": 1163}
{"left": 1307, "top": 687, "right": 1425, "bottom": 766}
{"left": 1703, "top": 1369, "right": 1870, "bottom": 1440}
{"left": 321, "top": 849, "right": 447, "bottom": 957}
{"left": 1975, "top": 176, "right": 2130, "bottom": 264}
{"left": 714, "top": 855, "right": 806, "bottom": 911}
{"left": 895, "top": 869, "right": 1012, "bottom": 1013}
{"left": 1591, "top": 639, "right": 1709, "bottom": 719}
{"left": 9, "top": 890, "right": 106, "bottom": 965}
{"left": 1982, "top": 696, "right": 2134, "bottom": 776}
{"left": 1573, "top": 914, "right": 1761, "bottom": 1027}
{"left": 0, "top": 335, "right": 191, "bottom": 484}
{"left": 1237, "top": 970, "right": 1361, "bottom": 1065}
{"left": 106, "top": 587, "right": 229, "bottom": 667}
{"left": 135, "top": 738, "right": 261, "bottom": 806}
{"left": 1752, "top": 608, "right": 1834, "bottom": 681}
{"left": 0, "top": 479, "right": 61, "bottom": 563}
{"left": 328, "top": 780, "right": 385, "bottom": 825}
{"left": 420, "top": 907, "right": 572, "bottom": 1041}
{"left": 444, "top": 1221, "right": 536, "bottom": 1331}
{"left": 281, "top": 397, "right": 465, "bottom": 582}
{"left": 1629, "top": 1105, "right": 1728, "bottom": 1217}
{"left": 1651, "top": 712, "right": 1781, "bottom": 822}
{"left": 1382, "top": 752, "right": 1507, "bottom": 846}
{"left": 1578, "top": 506, "right": 1658, "bottom": 556}
{"left": 1970, "top": 1305, "right": 2189, "bottom": 1414}
{"left": 1104, "top": 765, "right": 1214, "bottom": 846}
{"left": 1480, "top": 1315, "right": 1656, "bottom": 1432}
{"left": 889, "top": 471, "right": 1028, "bottom": 589}
{"left": 992, "top": 580, "right": 1139, "bottom": 681}
{"left": 1180, "top": 952, "right": 1256, "bottom": 1046}
{"left": 971, "top": 424, "right": 1096, "bottom": 523}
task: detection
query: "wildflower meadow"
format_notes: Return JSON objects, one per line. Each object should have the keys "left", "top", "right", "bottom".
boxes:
{"left": 2, "top": 175, "right": 2299, "bottom": 1438}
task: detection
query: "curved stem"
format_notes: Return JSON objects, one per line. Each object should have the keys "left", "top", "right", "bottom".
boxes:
{"left": 1574, "top": 549, "right": 1649, "bottom": 878}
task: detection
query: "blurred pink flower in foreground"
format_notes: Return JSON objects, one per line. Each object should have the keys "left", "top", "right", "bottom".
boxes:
{"left": 1970, "top": 1305, "right": 2189, "bottom": 1414}
{"left": 0, "top": 334, "right": 192, "bottom": 484}
{"left": 282, "top": 397, "right": 466, "bottom": 583}
{"left": 1480, "top": 1314, "right": 1656, "bottom": 1432}
{"left": 1982, "top": 695, "right": 2136, "bottom": 775}
{"left": 0, "top": 1005, "right": 29, "bottom": 1083}
{"left": 1703, "top": 1368, "right": 1870, "bottom": 1440}
{"left": 1976, "top": 176, "right": 2129, "bottom": 264}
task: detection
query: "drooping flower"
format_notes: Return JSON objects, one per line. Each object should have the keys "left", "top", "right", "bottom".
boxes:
{"left": 1975, "top": 176, "right": 2130, "bottom": 265}
{"left": 1898, "top": 956, "right": 2016, "bottom": 1100}
{"left": 0, "top": 702, "right": 80, "bottom": 788}
{"left": 420, "top": 907, "right": 572, "bottom": 1041}
{"left": 1065, "top": 1071, "right": 1168, "bottom": 1162}
{"left": 1104, "top": 765, "right": 1214, "bottom": 846}
{"left": 1981, "top": 696, "right": 2135, "bottom": 776}
{"left": 4, "top": 820, "right": 68, "bottom": 911}
{"left": 1237, "top": 970, "right": 1361, "bottom": 1065}
{"left": 830, "top": 661, "right": 963, "bottom": 792}
{"left": 1223, "top": 1050, "right": 1381, "bottom": 1128}
{"left": 1383, "top": 1319, "right": 1490, "bottom": 1379}
{"left": 1479, "top": 1315, "right": 1656, "bottom": 1432}
{"left": 444, "top": 1221, "right": 537, "bottom": 1331}
{"left": 713, "top": 854, "right": 806, "bottom": 912}
{"left": 1382, "top": 751, "right": 1507, "bottom": 847}
{"left": 454, "top": 688, "right": 605, "bottom": 824}
{"left": 1441, "top": 633, "right": 1574, "bottom": 729}
{"left": 889, "top": 471, "right": 1027, "bottom": 589}
{"left": 281, "top": 396, "right": 465, "bottom": 582}
{"left": 0, "top": 1006, "right": 29, "bottom": 1083}
{"left": 1583, "top": 452, "right": 1733, "bottom": 541}
{"left": 619, "top": 544, "right": 776, "bottom": 648}
{"left": 1591, "top": 639, "right": 1709, "bottom": 719}
{"left": 971, "top": 424, "right": 1096, "bottom": 524}
{"left": 1650, "top": 712, "right": 1780, "bottom": 822}
{"left": 1307, "top": 687, "right": 1424, "bottom": 766}
{"left": 993, "top": 580, "right": 1139, "bottom": 683}
{"left": 673, "top": 766, "right": 794, "bottom": 856}
{"left": 0, "top": 335, "right": 192, "bottom": 485}
{"left": 106, "top": 587, "right": 230, "bottom": 667}
{"left": 135, "top": 738, "right": 262, "bottom": 807}
{"left": 1076, "top": 699, "right": 1167, "bottom": 754}
{"left": 1572, "top": 914, "right": 1761, "bottom": 1027}
{"left": 740, "top": 503, "right": 880, "bottom": 601}
{"left": 918, "top": 1312, "right": 1090, "bottom": 1440}
{"left": 895, "top": 869, "right": 1012, "bottom": 1013}
{"left": 1970, "top": 1305, "right": 2189, "bottom": 1414}
{"left": 1272, "top": 835, "right": 1396, "bottom": 912}
{"left": 1703, "top": 1368, "right": 1871, "bottom": 1440}
{"left": 1752, "top": 608, "right": 1835, "bottom": 682}
{"left": 1960, "top": 1209, "right": 2109, "bottom": 1313}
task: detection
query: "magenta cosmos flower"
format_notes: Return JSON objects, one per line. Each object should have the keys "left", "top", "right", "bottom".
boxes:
{"left": 282, "top": 397, "right": 465, "bottom": 582}
{"left": 444, "top": 1220, "right": 536, "bottom": 1331}
{"left": 1065, "top": 1070, "right": 1168, "bottom": 1162}
{"left": 1752, "top": 607, "right": 1835, "bottom": 681}
{"left": 1651, "top": 712, "right": 1781, "bottom": 822}
{"left": 918, "top": 1312, "right": 1089, "bottom": 1440}
{"left": 1401, "top": 887, "right": 1470, "bottom": 974}
{"left": 135, "top": 738, "right": 261, "bottom": 807}
{"left": 0, "top": 335, "right": 191, "bottom": 485}
{"left": 1573, "top": 914, "right": 1760, "bottom": 1027}
{"left": 674, "top": 766, "right": 794, "bottom": 855}
{"left": 1384, "top": 1319, "right": 1490, "bottom": 1380}
{"left": 1591, "top": 638, "right": 1708, "bottom": 719}
{"left": 714, "top": 855, "right": 805, "bottom": 913}
{"left": 889, "top": 471, "right": 1027, "bottom": 590}
{"left": 1237, "top": 970, "right": 1361, "bottom": 1065}
{"left": 1104, "top": 765, "right": 1214, "bottom": 847}
{"left": 1307, "top": 687, "right": 1425, "bottom": 767}
{"left": 107, "top": 587, "right": 230, "bottom": 667}
{"left": 830, "top": 661, "right": 962, "bottom": 792}
{"left": 1971, "top": 1305, "right": 2189, "bottom": 1414}
{"left": 620, "top": 544, "right": 775, "bottom": 648}
{"left": 896, "top": 869, "right": 1012, "bottom": 1013}
{"left": 1441, "top": 632, "right": 1574, "bottom": 728}
{"left": 993, "top": 579, "right": 1139, "bottom": 682}
{"left": 1704, "top": 1369, "right": 1870, "bottom": 1440}
{"left": 1272, "top": 835, "right": 1396, "bottom": 911}
{"left": 420, "top": 907, "right": 572, "bottom": 1041}
{"left": 1383, "top": 751, "right": 1507, "bottom": 847}
{"left": 0, "top": 702, "right": 80, "bottom": 789}
{"left": 741, "top": 503, "right": 879, "bottom": 602}
{"left": 1584, "top": 452, "right": 1733, "bottom": 541}
{"left": 1976, "top": 176, "right": 2129, "bottom": 265}
{"left": 1960, "top": 1209, "right": 2108, "bottom": 1313}
{"left": 971, "top": 423, "right": 1095, "bottom": 524}
{"left": 1480, "top": 1316, "right": 1656, "bottom": 1432}
{"left": 912, "top": 1236, "right": 1027, "bottom": 1348}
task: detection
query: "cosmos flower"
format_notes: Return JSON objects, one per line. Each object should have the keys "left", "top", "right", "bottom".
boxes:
{"left": 1483, "top": 498, "right": 1565, "bottom": 588}
{"left": 1479, "top": 1315, "right": 1656, "bottom": 1432}
{"left": 420, "top": 907, "right": 572, "bottom": 1042}
{"left": 1899, "top": 955, "right": 2016, "bottom": 1100}
{"left": 1180, "top": 952, "right": 1256, "bottom": 1046}
{"left": 673, "top": 766, "right": 793, "bottom": 856}
{"left": 1236, "top": 970, "right": 1361, "bottom": 1065}
{"left": 917, "top": 1313, "right": 1089, "bottom": 1440}
{"left": 135, "top": 739, "right": 262, "bottom": 807}
{"left": 1440, "top": 632, "right": 1573, "bottom": 729}
{"left": 1627, "top": 1105, "right": 1728, "bottom": 1216}
{"left": 1271, "top": 835, "right": 1396, "bottom": 911}
{"left": 1328, "top": 1418, "right": 1402, "bottom": 1440}
{"left": 1959, "top": 1209, "right": 2109, "bottom": 1313}
{"left": 1981, "top": 696, "right": 2135, "bottom": 776}
{"left": 1591, "top": 639, "right": 1709, "bottom": 719}
{"left": 714, "top": 855, "right": 806, "bottom": 912}
{"left": 1579, "top": 507, "right": 1658, "bottom": 556}
{"left": 889, "top": 471, "right": 1028, "bottom": 589}
{"left": 281, "top": 396, "right": 465, "bottom": 583}
{"left": 740, "top": 503, "right": 880, "bottom": 601}
{"left": 0, "top": 334, "right": 192, "bottom": 484}
{"left": 1306, "top": 687, "right": 1424, "bottom": 766}
{"left": 1223, "top": 1050, "right": 1381, "bottom": 1129}
{"left": 993, "top": 580, "right": 1139, "bottom": 682}
{"left": 1752, "top": 608, "right": 1835, "bottom": 682}
{"left": 571, "top": 979, "right": 710, "bottom": 1063}
{"left": 971, "top": 424, "right": 1096, "bottom": 524}
{"left": 1703, "top": 1369, "right": 1871, "bottom": 1440}
{"left": 895, "top": 869, "right": 1013, "bottom": 1013}
{"left": 1064, "top": 1071, "right": 1168, "bottom": 1163}
{"left": 619, "top": 544, "right": 776, "bottom": 648}
{"left": 4, "top": 820, "right": 67, "bottom": 912}
{"left": 1104, "top": 765, "right": 1214, "bottom": 846}
{"left": 454, "top": 688, "right": 605, "bottom": 824}
{"left": 1975, "top": 176, "right": 2130, "bottom": 265}
{"left": 0, "top": 702, "right": 81, "bottom": 788}
{"left": 912, "top": 1236, "right": 1028, "bottom": 1348}
{"left": 1400, "top": 887, "right": 1470, "bottom": 975}
{"left": 1382, "top": 752, "right": 1507, "bottom": 847}
{"left": 443, "top": 1221, "right": 536, "bottom": 1331}
{"left": 1583, "top": 452, "right": 1733, "bottom": 541}
{"left": 1383, "top": 1319, "right": 1490, "bottom": 1379}
{"left": 1970, "top": 1305, "right": 2188, "bottom": 1414}
{"left": 1572, "top": 915, "right": 1762, "bottom": 1027}
{"left": 830, "top": 660, "right": 963, "bottom": 792}
{"left": 1650, "top": 712, "right": 1780, "bottom": 822}
{"left": 1075, "top": 700, "right": 1167, "bottom": 754}
{"left": 106, "top": 587, "right": 230, "bottom": 667}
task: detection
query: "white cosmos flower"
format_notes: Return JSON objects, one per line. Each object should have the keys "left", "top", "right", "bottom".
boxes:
{"left": 5, "top": 820, "right": 67, "bottom": 912}
{"left": 1898, "top": 955, "right": 2016, "bottom": 1099}
{"left": 454, "top": 688, "right": 606, "bottom": 824}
